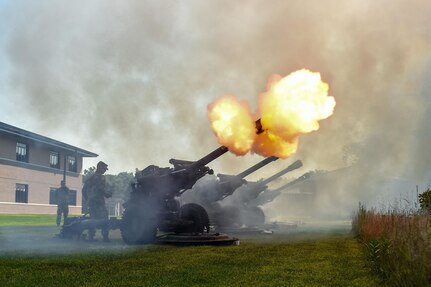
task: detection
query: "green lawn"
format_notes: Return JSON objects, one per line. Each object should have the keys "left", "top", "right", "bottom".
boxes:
{"left": 0, "top": 214, "right": 57, "bottom": 226}
{"left": 0, "top": 216, "right": 381, "bottom": 287}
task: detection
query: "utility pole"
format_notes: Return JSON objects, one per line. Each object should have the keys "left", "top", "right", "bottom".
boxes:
{"left": 63, "top": 154, "right": 67, "bottom": 183}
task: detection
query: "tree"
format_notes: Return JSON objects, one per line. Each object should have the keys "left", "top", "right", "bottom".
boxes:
{"left": 418, "top": 188, "right": 431, "bottom": 214}
{"left": 83, "top": 166, "right": 96, "bottom": 181}
{"left": 82, "top": 167, "right": 135, "bottom": 216}
{"left": 105, "top": 172, "right": 134, "bottom": 202}
{"left": 82, "top": 168, "right": 134, "bottom": 201}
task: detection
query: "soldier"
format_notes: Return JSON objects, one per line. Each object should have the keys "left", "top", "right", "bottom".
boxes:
{"left": 56, "top": 180, "right": 70, "bottom": 226}
{"left": 82, "top": 161, "right": 112, "bottom": 242}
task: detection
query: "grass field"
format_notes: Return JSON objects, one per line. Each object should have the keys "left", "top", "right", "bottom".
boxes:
{"left": 0, "top": 215, "right": 380, "bottom": 286}
{"left": 0, "top": 214, "right": 57, "bottom": 226}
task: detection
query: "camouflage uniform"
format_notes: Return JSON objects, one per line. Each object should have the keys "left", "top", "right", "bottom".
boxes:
{"left": 83, "top": 172, "right": 111, "bottom": 240}
{"left": 56, "top": 185, "right": 70, "bottom": 226}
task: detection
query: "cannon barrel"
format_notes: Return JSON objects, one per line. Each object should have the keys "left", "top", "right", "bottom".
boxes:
{"left": 185, "top": 119, "right": 265, "bottom": 171}
{"left": 272, "top": 171, "right": 312, "bottom": 193}
{"left": 235, "top": 156, "right": 278, "bottom": 179}
{"left": 186, "top": 146, "right": 229, "bottom": 171}
{"left": 249, "top": 189, "right": 282, "bottom": 206}
{"left": 249, "top": 172, "right": 311, "bottom": 207}
{"left": 260, "top": 160, "right": 303, "bottom": 185}
{"left": 221, "top": 160, "right": 303, "bottom": 204}
{"left": 215, "top": 156, "right": 279, "bottom": 200}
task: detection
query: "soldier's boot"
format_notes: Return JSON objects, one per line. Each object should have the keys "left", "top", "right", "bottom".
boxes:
{"left": 88, "top": 228, "right": 96, "bottom": 242}
{"left": 102, "top": 229, "right": 110, "bottom": 243}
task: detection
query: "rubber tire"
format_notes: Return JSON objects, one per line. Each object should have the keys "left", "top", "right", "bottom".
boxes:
{"left": 179, "top": 203, "right": 210, "bottom": 233}
{"left": 242, "top": 206, "right": 265, "bottom": 227}
{"left": 120, "top": 206, "right": 157, "bottom": 244}
{"left": 215, "top": 206, "right": 241, "bottom": 228}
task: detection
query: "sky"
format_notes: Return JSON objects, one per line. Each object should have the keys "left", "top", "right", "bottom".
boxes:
{"left": 1, "top": 1, "right": 430, "bottom": 213}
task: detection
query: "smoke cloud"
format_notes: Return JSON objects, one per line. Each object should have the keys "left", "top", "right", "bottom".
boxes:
{"left": 1, "top": 1, "right": 431, "bottom": 219}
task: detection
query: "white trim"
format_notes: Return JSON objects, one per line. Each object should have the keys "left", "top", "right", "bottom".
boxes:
{"left": 0, "top": 201, "right": 82, "bottom": 208}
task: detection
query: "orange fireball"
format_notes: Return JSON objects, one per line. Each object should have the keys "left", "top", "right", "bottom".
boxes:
{"left": 208, "top": 69, "right": 336, "bottom": 158}
{"left": 207, "top": 95, "right": 255, "bottom": 155}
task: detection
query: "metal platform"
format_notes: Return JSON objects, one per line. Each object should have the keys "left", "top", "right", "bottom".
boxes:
{"left": 266, "top": 222, "right": 299, "bottom": 230}
{"left": 214, "top": 227, "right": 272, "bottom": 235}
{"left": 156, "top": 233, "right": 240, "bottom": 246}
{"left": 214, "top": 222, "right": 298, "bottom": 235}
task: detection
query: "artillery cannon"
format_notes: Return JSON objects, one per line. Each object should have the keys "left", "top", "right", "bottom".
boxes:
{"left": 180, "top": 156, "right": 278, "bottom": 209}
{"left": 119, "top": 146, "right": 230, "bottom": 244}
{"left": 214, "top": 156, "right": 279, "bottom": 200}
{"left": 213, "top": 160, "right": 303, "bottom": 229}
{"left": 120, "top": 119, "right": 270, "bottom": 244}
{"left": 248, "top": 171, "right": 313, "bottom": 207}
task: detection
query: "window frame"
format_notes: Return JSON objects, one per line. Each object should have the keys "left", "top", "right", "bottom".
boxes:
{"left": 68, "top": 190, "right": 77, "bottom": 206}
{"left": 49, "top": 188, "right": 57, "bottom": 205}
{"left": 15, "top": 183, "right": 29, "bottom": 203}
{"left": 16, "top": 142, "right": 29, "bottom": 163}
{"left": 50, "top": 151, "right": 60, "bottom": 169}
{"left": 68, "top": 156, "right": 77, "bottom": 172}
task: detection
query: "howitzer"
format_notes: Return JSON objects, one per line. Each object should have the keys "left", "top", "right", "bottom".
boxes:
{"left": 120, "top": 147, "right": 228, "bottom": 244}
{"left": 224, "top": 160, "right": 303, "bottom": 204}
{"left": 249, "top": 171, "right": 312, "bottom": 207}
{"left": 180, "top": 156, "right": 279, "bottom": 225}
{"left": 120, "top": 119, "right": 268, "bottom": 244}
{"left": 215, "top": 160, "right": 303, "bottom": 229}
{"left": 213, "top": 156, "right": 279, "bottom": 201}
{"left": 272, "top": 171, "right": 313, "bottom": 193}
{"left": 180, "top": 156, "right": 278, "bottom": 208}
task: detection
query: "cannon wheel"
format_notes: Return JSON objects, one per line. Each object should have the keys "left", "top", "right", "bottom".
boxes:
{"left": 242, "top": 206, "right": 265, "bottom": 227}
{"left": 121, "top": 206, "right": 157, "bottom": 244}
{"left": 216, "top": 206, "right": 240, "bottom": 228}
{"left": 179, "top": 203, "right": 210, "bottom": 233}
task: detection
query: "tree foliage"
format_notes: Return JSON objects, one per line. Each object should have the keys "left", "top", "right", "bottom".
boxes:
{"left": 82, "top": 167, "right": 134, "bottom": 202}
{"left": 418, "top": 188, "right": 431, "bottom": 214}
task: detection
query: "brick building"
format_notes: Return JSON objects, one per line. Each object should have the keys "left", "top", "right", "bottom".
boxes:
{"left": 0, "top": 122, "right": 97, "bottom": 214}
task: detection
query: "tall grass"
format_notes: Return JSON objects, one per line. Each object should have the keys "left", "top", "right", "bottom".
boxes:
{"left": 352, "top": 204, "right": 431, "bottom": 286}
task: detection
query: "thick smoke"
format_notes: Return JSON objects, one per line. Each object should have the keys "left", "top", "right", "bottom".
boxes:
{"left": 1, "top": 1, "right": 431, "bottom": 220}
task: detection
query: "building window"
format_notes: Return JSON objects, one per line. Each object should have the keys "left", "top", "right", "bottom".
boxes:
{"left": 49, "top": 188, "right": 57, "bottom": 205}
{"left": 68, "top": 156, "right": 77, "bottom": 172}
{"left": 69, "top": 190, "right": 77, "bottom": 206}
{"left": 16, "top": 184, "right": 28, "bottom": 203}
{"left": 50, "top": 152, "right": 60, "bottom": 169}
{"left": 49, "top": 188, "right": 77, "bottom": 206}
{"left": 16, "top": 142, "right": 28, "bottom": 162}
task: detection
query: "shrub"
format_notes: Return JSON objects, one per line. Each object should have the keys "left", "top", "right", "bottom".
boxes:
{"left": 419, "top": 188, "right": 431, "bottom": 214}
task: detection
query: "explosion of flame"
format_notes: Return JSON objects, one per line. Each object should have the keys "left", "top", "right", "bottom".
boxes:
{"left": 207, "top": 95, "right": 255, "bottom": 155}
{"left": 208, "top": 69, "right": 336, "bottom": 158}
